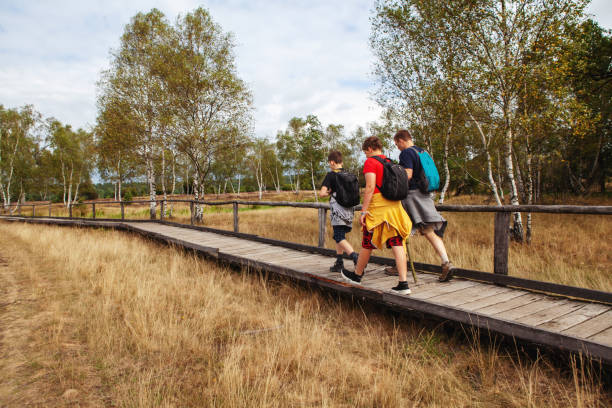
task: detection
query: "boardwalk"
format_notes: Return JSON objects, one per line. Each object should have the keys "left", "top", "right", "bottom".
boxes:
{"left": 2, "top": 215, "right": 612, "bottom": 365}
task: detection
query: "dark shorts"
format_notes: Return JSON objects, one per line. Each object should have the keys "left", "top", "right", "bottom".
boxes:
{"left": 332, "top": 225, "right": 352, "bottom": 243}
{"left": 361, "top": 227, "right": 403, "bottom": 249}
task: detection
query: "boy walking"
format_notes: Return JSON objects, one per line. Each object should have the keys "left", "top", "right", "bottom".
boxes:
{"left": 340, "top": 137, "right": 413, "bottom": 295}
{"left": 388, "top": 129, "right": 455, "bottom": 282}
{"left": 319, "top": 151, "right": 359, "bottom": 272}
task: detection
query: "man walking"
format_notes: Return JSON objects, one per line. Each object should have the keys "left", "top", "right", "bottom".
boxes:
{"left": 387, "top": 129, "right": 455, "bottom": 282}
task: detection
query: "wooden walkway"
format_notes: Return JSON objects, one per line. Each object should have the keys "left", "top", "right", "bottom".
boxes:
{"left": 2, "top": 216, "right": 612, "bottom": 365}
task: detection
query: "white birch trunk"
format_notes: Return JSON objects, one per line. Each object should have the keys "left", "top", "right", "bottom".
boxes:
{"left": 503, "top": 127, "right": 523, "bottom": 242}
{"left": 310, "top": 163, "right": 318, "bottom": 201}
{"left": 193, "top": 175, "right": 204, "bottom": 222}
{"left": 161, "top": 150, "right": 167, "bottom": 217}
{"left": 61, "top": 161, "right": 67, "bottom": 207}
{"left": 467, "top": 109, "right": 502, "bottom": 206}
{"left": 438, "top": 113, "right": 452, "bottom": 204}
{"left": 67, "top": 162, "right": 73, "bottom": 209}
{"left": 146, "top": 152, "right": 156, "bottom": 219}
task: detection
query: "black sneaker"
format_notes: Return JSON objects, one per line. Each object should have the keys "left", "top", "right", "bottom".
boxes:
{"left": 341, "top": 268, "right": 362, "bottom": 284}
{"left": 351, "top": 252, "right": 358, "bottom": 266}
{"left": 391, "top": 281, "right": 411, "bottom": 295}
{"left": 330, "top": 260, "right": 343, "bottom": 273}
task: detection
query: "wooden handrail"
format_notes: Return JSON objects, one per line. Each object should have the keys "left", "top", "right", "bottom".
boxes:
{"left": 3, "top": 198, "right": 611, "bottom": 281}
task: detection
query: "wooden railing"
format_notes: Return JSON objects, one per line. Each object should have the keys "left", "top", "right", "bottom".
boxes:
{"left": 2, "top": 199, "right": 611, "bottom": 279}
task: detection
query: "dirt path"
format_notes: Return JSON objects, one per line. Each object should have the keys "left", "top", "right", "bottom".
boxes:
{"left": 0, "top": 227, "right": 106, "bottom": 407}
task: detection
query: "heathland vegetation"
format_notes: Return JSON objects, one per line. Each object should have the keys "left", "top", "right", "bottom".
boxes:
{"left": 0, "top": 222, "right": 610, "bottom": 406}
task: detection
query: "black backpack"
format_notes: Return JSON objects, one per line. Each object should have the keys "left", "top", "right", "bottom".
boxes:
{"left": 333, "top": 171, "right": 360, "bottom": 207}
{"left": 371, "top": 156, "right": 409, "bottom": 201}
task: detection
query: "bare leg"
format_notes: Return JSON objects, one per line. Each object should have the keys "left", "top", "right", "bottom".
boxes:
{"left": 391, "top": 245, "right": 408, "bottom": 282}
{"left": 423, "top": 229, "right": 449, "bottom": 263}
{"left": 355, "top": 248, "right": 372, "bottom": 276}
{"left": 337, "top": 239, "right": 354, "bottom": 255}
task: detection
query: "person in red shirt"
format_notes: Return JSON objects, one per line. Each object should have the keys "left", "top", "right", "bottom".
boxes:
{"left": 341, "top": 136, "right": 412, "bottom": 295}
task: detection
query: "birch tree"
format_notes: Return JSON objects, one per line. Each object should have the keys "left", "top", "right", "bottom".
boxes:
{"left": 98, "top": 9, "right": 171, "bottom": 218}
{"left": 167, "top": 7, "right": 252, "bottom": 221}
{"left": 48, "top": 121, "right": 94, "bottom": 209}
{"left": 0, "top": 105, "right": 40, "bottom": 209}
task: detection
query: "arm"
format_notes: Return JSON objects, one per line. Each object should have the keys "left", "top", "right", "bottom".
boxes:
{"left": 319, "top": 186, "right": 330, "bottom": 198}
{"left": 405, "top": 168, "right": 413, "bottom": 181}
{"left": 359, "top": 172, "right": 376, "bottom": 226}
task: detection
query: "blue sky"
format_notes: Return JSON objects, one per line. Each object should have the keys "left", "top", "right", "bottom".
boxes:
{"left": 1, "top": 0, "right": 611, "bottom": 140}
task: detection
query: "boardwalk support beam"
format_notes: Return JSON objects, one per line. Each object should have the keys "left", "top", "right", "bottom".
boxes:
{"left": 494, "top": 212, "right": 510, "bottom": 275}
{"left": 233, "top": 202, "right": 239, "bottom": 233}
{"left": 318, "top": 208, "right": 327, "bottom": 248}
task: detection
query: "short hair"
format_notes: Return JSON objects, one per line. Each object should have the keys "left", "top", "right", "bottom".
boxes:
{"left": 362, "top": 136, "right": 383, "bottom": 151}
{"left": 327, "top": 150, "right": 343, "bottom": 163}
{"left": 394, "top": 129, "right": 413, "bottom": 142}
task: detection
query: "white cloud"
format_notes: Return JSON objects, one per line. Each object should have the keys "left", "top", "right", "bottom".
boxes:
{"left": 1, "top": 0, "right": 609, "bottom": 140}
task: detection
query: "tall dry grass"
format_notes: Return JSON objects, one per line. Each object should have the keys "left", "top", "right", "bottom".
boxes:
{"left": 0, "top": 222, "right": 609, "bottom": 407}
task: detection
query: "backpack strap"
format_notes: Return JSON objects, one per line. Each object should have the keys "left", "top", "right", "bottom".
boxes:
{"left": 370, "top": 156, "right": 388, "bottom": 192}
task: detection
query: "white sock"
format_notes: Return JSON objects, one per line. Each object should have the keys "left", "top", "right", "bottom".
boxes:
{"left": 441, "top": 254, "right": 449, "bottom": 264}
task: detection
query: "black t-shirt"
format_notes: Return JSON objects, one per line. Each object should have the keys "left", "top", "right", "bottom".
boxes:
{"left": 321, "top": 170, "right": 340, "bottom": 194}
{"left": 399, "top": 146, "right": 424, "bottom": 191}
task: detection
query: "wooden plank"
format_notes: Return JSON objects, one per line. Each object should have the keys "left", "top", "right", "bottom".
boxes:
{"left": 493, "top": 298, "right": 570, "bottom": 321}
{"left": 537, "top": 304, "right": 610, "bottom": 333}
{"left": 411, "top": 280, "right": 479, "bottom": 300}
{"left": 364, "top": 278, "right": 398, "bottom": 292}
{"left": 562, "top": 310, "right": 612, "bottom": 338}
{"left": 221, "top": 242, "right": 275, "bottom": 254}
{"left": 589, "top": 327, "right": 612, "bottom": 346}
{"left": 516, "top": 301, "right": 588, "bottom": 327}
{"left": 459, "top": 289, "right": 530, "bottom": 311}
{"left": 428, "top": 285, "right": 511, "bottom": 307}
{"left": 474, "top": 293, "right": 545, "bottom": 315}
{"left": 246, "top": 248, "right": 303, "bottom": 260}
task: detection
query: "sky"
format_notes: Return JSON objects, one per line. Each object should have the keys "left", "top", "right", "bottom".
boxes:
{"left": 1, "top": 0, "right": 611, "bottom": 140}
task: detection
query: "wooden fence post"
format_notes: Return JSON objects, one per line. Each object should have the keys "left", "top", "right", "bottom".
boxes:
{"left": 17, "top": 203, "right": 21, "bottom": 216}
{"left": 318, "top": 208, "right": 327, "bottom": 248}
{"left": 92, "top": 203, "right": 96, "bottom": 219}
{"left": 32, "top": 205, "right": 36, "bottom": 217}
{"left": 120, "top": 202, "right": 125, "bottom": 220}
{"left": 190, "top": 201, "right": 194, "bottom": 225}
{"left": 494, "top": 212, "right": 510, "bottom": 275}
{"left": 48, "top": 202, "right": 52, "bottom": 217}
{"left": 69, "top": 205, "right": 73, "bottom": 218}
{"left": 160, "top": 201, "right": 165, "bottom": 221}
{"left": 233, "top": 201, "right": 239, "bottom": 232}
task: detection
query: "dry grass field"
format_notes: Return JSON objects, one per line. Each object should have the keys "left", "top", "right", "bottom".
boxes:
{"left": 0, "top": 222, "right": 610, "bottom": 407}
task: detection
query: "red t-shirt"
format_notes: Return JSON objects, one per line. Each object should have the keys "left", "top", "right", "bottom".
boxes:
{"left": 363, "top": 155, "right": 386, "bottom": 194}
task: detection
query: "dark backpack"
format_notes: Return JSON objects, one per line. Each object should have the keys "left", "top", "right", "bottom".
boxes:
{"left": 333, "top": 171, "right": 360, "bottom": 207}
{"left": 410, "top": 147, "right": 440, "bottom": 194}
{"left": 371, "top": 156, "right": 409, "bottom": 201}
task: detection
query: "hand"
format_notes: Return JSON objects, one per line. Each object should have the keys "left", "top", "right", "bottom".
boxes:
{"left": 360, "top": 212, "right": 367, "bottom": 227}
